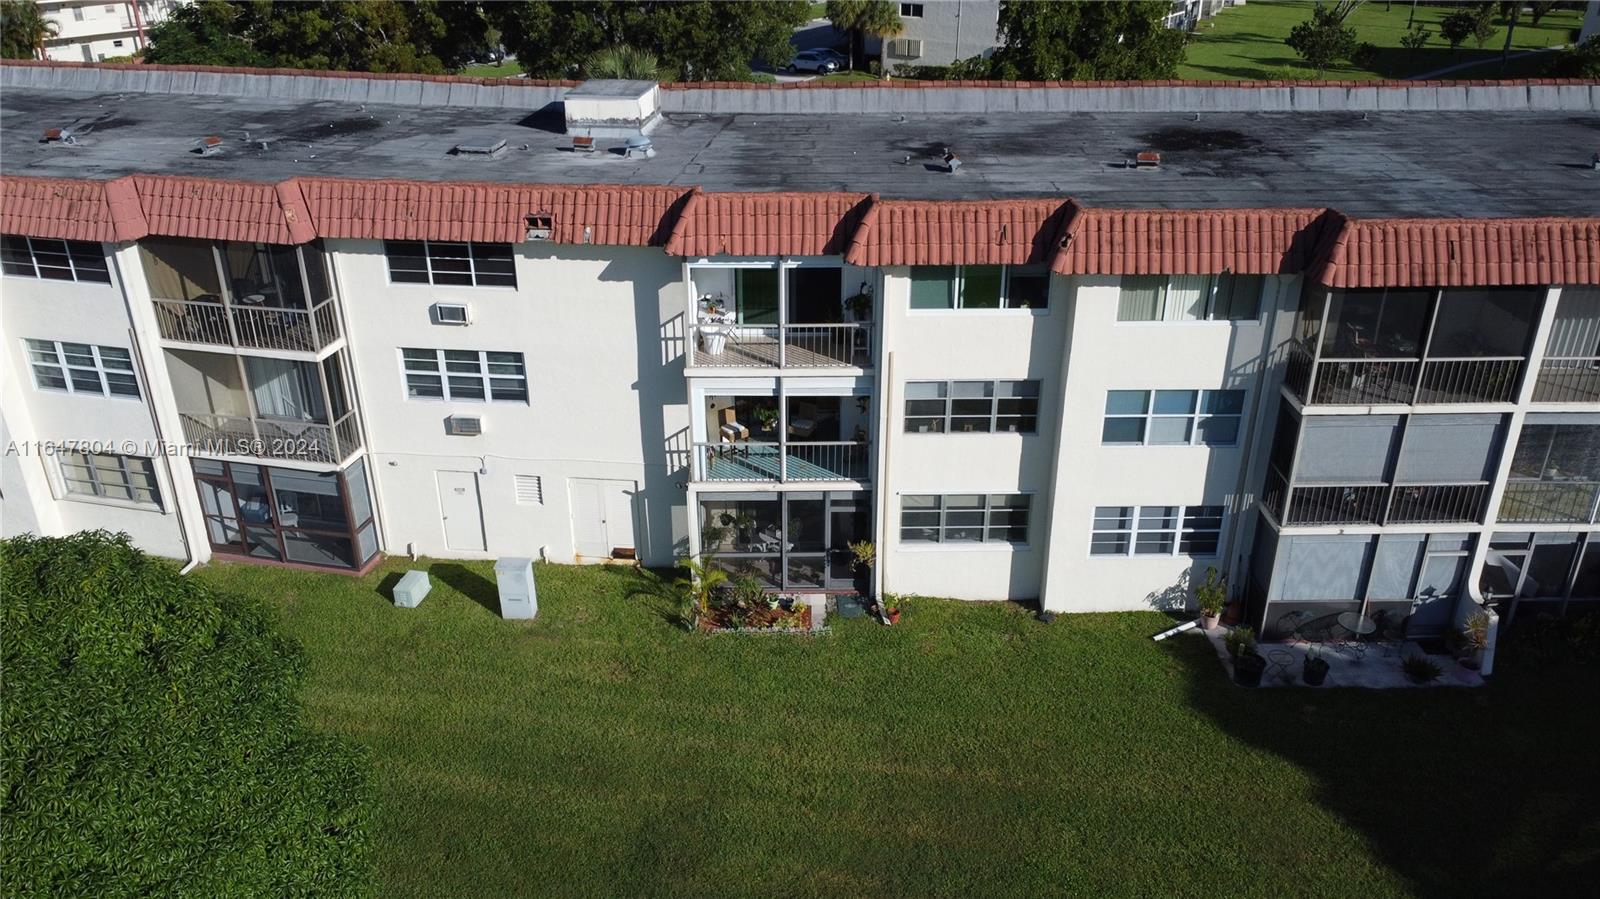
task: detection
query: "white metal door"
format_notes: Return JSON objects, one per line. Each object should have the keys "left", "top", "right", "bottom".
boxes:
{"left": 569, "top": 478, "right": 636, "bottom": 561}
{"left": 436, "top": 471, "right": 486, "bottom": 552}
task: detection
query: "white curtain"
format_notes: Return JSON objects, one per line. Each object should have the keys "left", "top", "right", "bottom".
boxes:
{"left": 245, "top": 358, "right": 325, "bottom": 422}
{"left": 1164, "top": 275, "right": 1210, "bottom": 321}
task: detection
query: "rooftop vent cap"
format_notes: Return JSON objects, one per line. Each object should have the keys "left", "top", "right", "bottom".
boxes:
{"left": 452, "top": 136, "right": 507, "bottom": 158}
{"left": 1136, "top": 151, "right": 1161, "bottom": 169}
{"left": 942, "top": 148, "right": 961, "bottom": 173}
{"left": 571, "top": 135, "right": 595, "bottom": 153}
{"left": 193, "top": 135, "right": 224, "bottom": 157}
{"left": 41, "top": 127, "right": 77, "bottom": 145}
{"left": 624, "top": 134, "right": 655, "bottom": 160}
{"left": 525, "top": 214, "right": 554, "bottom": 241}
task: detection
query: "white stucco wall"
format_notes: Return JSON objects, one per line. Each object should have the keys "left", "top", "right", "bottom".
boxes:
{"left": 0, "top": 252, "right": 187, "bottom": 558}
{"left": 875, "top": 266, "right": 1063, "bottom": 601}
{"left": 332, "top": 240, "right": 690, "bottom": 566}
{"left": 1037, "top": 275, "right": 1293, "bottom": 613}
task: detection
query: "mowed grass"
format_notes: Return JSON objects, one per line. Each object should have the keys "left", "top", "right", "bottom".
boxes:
{"left": 197, "top": 557, "right": 1600, "bottom": 898}
{"left": 1179, "top": 0, "right": 1583, "bottom": 81}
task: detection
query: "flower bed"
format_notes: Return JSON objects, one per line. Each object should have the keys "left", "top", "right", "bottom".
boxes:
{"left": 697, "top": 592, "right": 815, "bottom": 633}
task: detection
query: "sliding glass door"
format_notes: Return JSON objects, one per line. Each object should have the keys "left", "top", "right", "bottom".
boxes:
{"left": 698, "top": 490, "right": 870, "bottom": 589}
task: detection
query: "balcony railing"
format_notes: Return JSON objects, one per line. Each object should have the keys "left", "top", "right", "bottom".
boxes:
{"left": 153, "top": 296, "right": 340, "bottom": 353}
{"left": 178, "top": 409, "right": 361, "bottom": 465}
{"left": 1271, "top": 481, "right": 1488, "bottom": 527}
{"left": 1497, "top": 480, "right": 1600, "bottom": 524}
{"left": 1532, "top": 357, "right": 1600, "bottom": 403}
{"left": 692, "top": 441, "right": 869, "bottom": 482}
{"left": 1287, "top": 351, "right": 1523, "bottom": 406}
{"left": 690, "top": 323, "right": 871, "bottom": 369}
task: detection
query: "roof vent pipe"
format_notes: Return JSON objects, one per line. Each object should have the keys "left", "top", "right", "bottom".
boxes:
{"left": 625, "top": 135, "right": 655, "bottom": 160}
{"left": 942, "top": 148, "right": 961, "bottom": 173}
{"left": 193, "top": 135, "right": 223, "bottom": 157}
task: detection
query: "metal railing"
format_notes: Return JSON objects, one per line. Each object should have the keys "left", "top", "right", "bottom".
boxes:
{"left": 1261, "top": 466, "right": 1289, "bottom": 522}
{"left": 1385, "top": 482, "right": 1489, "bottom": 524}
{"left": 1283, "top": 483, "right": 1389, "bottom": 526}
{"left": 1416, "top": 357, "right": 1522, "bottom": 404}
{"left": 178, "top": 409, "right": 361, "bottom": 465}
{"left": 1533, "top": 357, "right": 1600, "bottom": 403}
{"left": 1498, "top": 480, "right": 1600, "bottom": 524}
{"left": 690, "top": 322, "right": 871, "bottom": 369}
{"left": 692, "top": 441, "right": 869, "bottom": 482}
{"left": 153, "top": 296, "right": 340, "bottom": 353}
{"left": 1283, "top": 341, "right": 1314, "bottom": 403}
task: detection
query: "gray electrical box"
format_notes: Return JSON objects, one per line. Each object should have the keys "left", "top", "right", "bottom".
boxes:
{"left": 494, "top": 557, "right": 537, "bottom": 620}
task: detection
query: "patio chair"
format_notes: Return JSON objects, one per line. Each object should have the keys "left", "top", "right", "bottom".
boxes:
{"left": 1370, "top": 610, "right": 1410, "bottom": 659}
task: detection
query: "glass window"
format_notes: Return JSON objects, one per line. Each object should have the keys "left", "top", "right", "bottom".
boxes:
{"left": 900, "top": 494, "right": 1032, "bottom": 545}
{"left": 1, "top": 235, "right": 110, "bottom": 283}
{"left": 384, "top": 240, "right": 518, "bottom": 288}
{"left": 1427, "top": 287, "right": 1539, "bottom": 358}
{"left": 909, "top": 266, "right": 956, "bottom": 310}
{"left": 401, "top": 348, "right": 527, "bottom": 402}
{"left": 1116, "top": 274, "right": 1263, "bottom": 322}
{"left": 1006, "top": 265, "right": 1050, "bottom": 310}
{"left": 139, "top": 237, "right": 221, "bottom": 301}
{"left": 1101, "top": 389, "right": 1243, "bottom": 447}
{"left": 960, "top": 265, "right": 1003, "bottom": 309}
{"left": 1093, "top": 504, "right": 1223, "bottom": 557}
{"left": 60, "top": 452, "right": 160, "bottom": 506}
{"left": 25, "top": 339, "right": 139, "bottom": 398}
{"left": 904, "top": 380, "right": 1039, "bottom": 434}
{"left": 1321, "top": 288, "right": 1431, "bottom": 358}
{"left": 909, "top": 265, "right": 1047, "bottom": 311}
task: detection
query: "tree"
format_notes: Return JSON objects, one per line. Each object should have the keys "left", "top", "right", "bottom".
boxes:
{"left": 1549, "top": 34, "right": 1600, "bottom": 78}
{"left": 989, "top": 0, "right": 1186, "bottom": 81}
{"left": 1284, "top": 5, "right": 1359, "bottom": 75}
{"left": 825, "top": 0, "right": 901, "bottom": 72}
{"left": 145, "top": 0, "right": 487, "bottom": 73}
{"left": 1, "top": 0, "right": 57, "bottom": 59}
{"left": 0, "top": 532, "right": 372, "bottom": 895}
{"left": 1440, "top": 3, "right": 1496, "bottom": 51}
{"left": 1329, "top": 0, "right": 1367, "bottom": 22}
{"left": 1399, "top": 25, "right": 1430, "bottom": 55}
{"left": 490, "top": 1, "right": 808, "bottom": 82}
{"left": 1498, "top": 0, "right": 1521, "bottom": 74}
{"left": 1528, "top": 2, "right": 1559, "bottom": 27}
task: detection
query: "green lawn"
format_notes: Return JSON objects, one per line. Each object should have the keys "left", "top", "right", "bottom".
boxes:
{"left": 453, "top": 61, "right": 522, "bottom": 79}
{"left": 197, "top": 558, "right": 1600, "bottom": 897}
{"left": 1179, "top": 0, "right": 1582, "bottom": 81}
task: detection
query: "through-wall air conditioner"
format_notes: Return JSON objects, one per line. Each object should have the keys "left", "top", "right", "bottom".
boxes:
{"left": 433, "top": 302, "right": 472, "bottom": 326}
{"left": 444, "top": 415, "right": 483, "bottom": 437}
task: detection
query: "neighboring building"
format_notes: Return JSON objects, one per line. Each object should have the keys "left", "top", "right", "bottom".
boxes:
{"left": 1164, "top": 0, "right": 1244, "bottom": 32}
{"left": 1582, "top": 0, "right": 1599, "bottom": 43}
{"left": 2, "top": 62, "right": 1598, "bottom": 670}
{"left": 37, "top": 1, "right": 186, "bottom": 62}
{"left": 880, "top": 0, "right": 1000, "bottom": 73}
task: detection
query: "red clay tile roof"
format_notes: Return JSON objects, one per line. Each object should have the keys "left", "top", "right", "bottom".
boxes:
{"left": 664, "top": 191, "right": 873, "bottom": 258}
{"left": 130, "top": 175, "right": 309, "bottom": 244}
{"left": 298, "top": 178, "right": 692, "bottom": 246}
{"left": 0, "top": 175, "right": 145, "bottom": 242}
{"left": 1312, "top": 216, "right": 1600, "bottom": 288}
{"left": 844, "top": 199, "right": 1072, "bottom": 267}
{"left": 1052, "top": 207, "right": 1326, "bottom": 276}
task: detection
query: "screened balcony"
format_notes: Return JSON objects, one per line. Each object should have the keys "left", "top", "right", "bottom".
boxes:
{"left": 1497, "top": 420, "right": 1600, "bottom": 523}
{"left": 1532, "top": 287, "right": 1600, "bottom": 403}
{"left": 143, "top": 237, "right": 340, "bottom": 354}
{"left": 165, "top": 348, "right": 361, "bottom": 465}
{"left": 1260, "top": 402, "right": 1500, "bottom": 528}
{"left": 692, "top": 393, "right": 871, "bottom": 483}
{"left": 688, "top": 264, "right": 872, "bottom": 369}
{"left": 697, "top": 491, "right": 870, "bottom": 590}
{"left": 1284, "top": 286, "right": 1540, "bottom": 407}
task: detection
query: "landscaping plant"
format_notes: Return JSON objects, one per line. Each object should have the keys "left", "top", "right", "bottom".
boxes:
{"left": 1225, "top": 625, "right": 1258, "bottom": 660}
{"left": 0, "top": 532, "right": 371, "bottom": 895}
{"left": 1195, "top": 566, "right": 1227, "bottom": 628}
{"left": 1402, "top": 654, "right": 1444, "bottom": 684}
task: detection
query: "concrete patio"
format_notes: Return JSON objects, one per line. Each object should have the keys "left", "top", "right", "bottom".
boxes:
{"left": 1200, "top": 625, "right": 1486, "bottom": 689}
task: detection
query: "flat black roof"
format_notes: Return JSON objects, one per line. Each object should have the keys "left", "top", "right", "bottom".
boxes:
{"left": 3, "top": 87, "right": 1598, "bottom": 218}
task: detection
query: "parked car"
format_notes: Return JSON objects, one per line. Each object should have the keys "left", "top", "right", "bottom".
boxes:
{"left": 786, "top": 49, "right": 846, "bottom": 74}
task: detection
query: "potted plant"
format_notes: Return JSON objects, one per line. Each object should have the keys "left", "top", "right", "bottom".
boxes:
{"left": 1402, "top": 653, "right": 1443, "bottom": 684}
{"left": 882, "top": 592, "right": 904, "bottom": 625}
{"left": 844, "top": 290, "right": 873, "bottom": 322}
{"left": 1302, "top": 645, "right": 1330, "bottom": 686}
{"left": 1194, "top": 566, "right": 1227, "bottom": 630}
{"left": 1456, "top": 611, "right": 1489, "bottom": 670}
{"left": 848, "top": 539, "right": 875, "bottom": 596}
{"left": 754, "top": 406, "right": 779, "bottom": 433}
{"left": 1226, "top": 626, "right": 1265, "bottom": 687}
{"left": 1224, "top": 625, "right": 1256, "bottom": 660}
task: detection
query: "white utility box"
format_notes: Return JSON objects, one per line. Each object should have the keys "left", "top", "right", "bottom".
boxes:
{"left": 494, "top": 557, "right": 538, "bottom": 620}
{"left": 393, "top": 570, "right": 431, "bottom": 608}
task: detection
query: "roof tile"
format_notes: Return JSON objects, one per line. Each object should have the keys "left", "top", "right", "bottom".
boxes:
{"left": 844, "top": 199, "right": 1071, "bottom": 267}
{"left": 1052, "top": 207, "right": 1326, "bottom": 275}
{"left": 664, "top": 191, "right": 873, "bottom": 257}
{"left": 1313, "top": 217, "right": 1600, "bottom": 288}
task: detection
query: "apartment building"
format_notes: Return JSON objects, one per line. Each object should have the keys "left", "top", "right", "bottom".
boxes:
{"left": 37, "top": 1, "right": 185, "bottom": 62}
{"left": 881, "top": 0, "right": 1000, "bottom": 73}
{"left": 2, "top": 63, "right": 1597, "bottom": 662}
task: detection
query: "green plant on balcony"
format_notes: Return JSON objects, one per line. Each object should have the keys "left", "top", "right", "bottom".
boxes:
{"left": 844, "top": 291, "right": 873, "bottom": 321}
{"left": 754, "top": 406, "right": 779, "bottom": 432}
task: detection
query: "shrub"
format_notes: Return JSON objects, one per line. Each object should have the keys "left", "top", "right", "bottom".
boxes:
{"left": 1399, "top": 27, "right": 1431, "bottom": 52}
{"left": 0, "top": 532, "right": 372, "bottom": 896}
{"left": 1284, "top": 5, "right": 1358, "bottom": 74}
{"left": 1549, "top": 35, "right": 1600, "bottom": 78}
{"left": 1225, "top": 626, "right": 1257, "bottom": 659}
{"left": 1351, "top": 41, "right": 1379, "bottom": 68}
{"left": 1402, "top": 654, "right": 1444, "bottom": 683}
{"left": 1440, "top": 4, "right": 1495, "bottom": 50}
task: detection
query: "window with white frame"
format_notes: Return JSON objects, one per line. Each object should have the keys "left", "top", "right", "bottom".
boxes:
{"left": 908, "top": 264, "right": 1049, "bottom": 311}
{"left": 1101, "top": 389, "right": 1244, "bottom": 446}
{"left": 1091, "top": 505, "right": 1223, "bottom": 557}
{"left": 901, "top": 494, "right": 1031, "bottom": 544}
{"left": 59, "top": 452, "right": 161, "bottom": 506}
{"left": 25, "top": 340, "right": 139, "bottom": 398}
{"left": 1, "top": 236, "right": 111, "bottom": 283}
{"left": 1116, "top": 274, "right": 1263, "bottom": 322}
{"left": 900, "top": 3, "right": 924, "bottom": 17}
{"left": 904, "top": 380, "right": 1040, "bottom": 433}
{"left": 401, "top": 348, "right": 528, "bottom": 402}
{"left": 384, "top": 240, "right": 517, "bottom": 288}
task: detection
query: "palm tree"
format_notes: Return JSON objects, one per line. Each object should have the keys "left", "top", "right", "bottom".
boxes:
{"left": 583, "top": 45, "right": 663, "bottom": 81}
{"left": 1, "top": 0, "right": 58, "bottom": 60}
{"left": 676, "top": 555, "right": 728, "bottom": 623}
{"left": 825, "top": 0, "right": 902, "bottom": 73}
